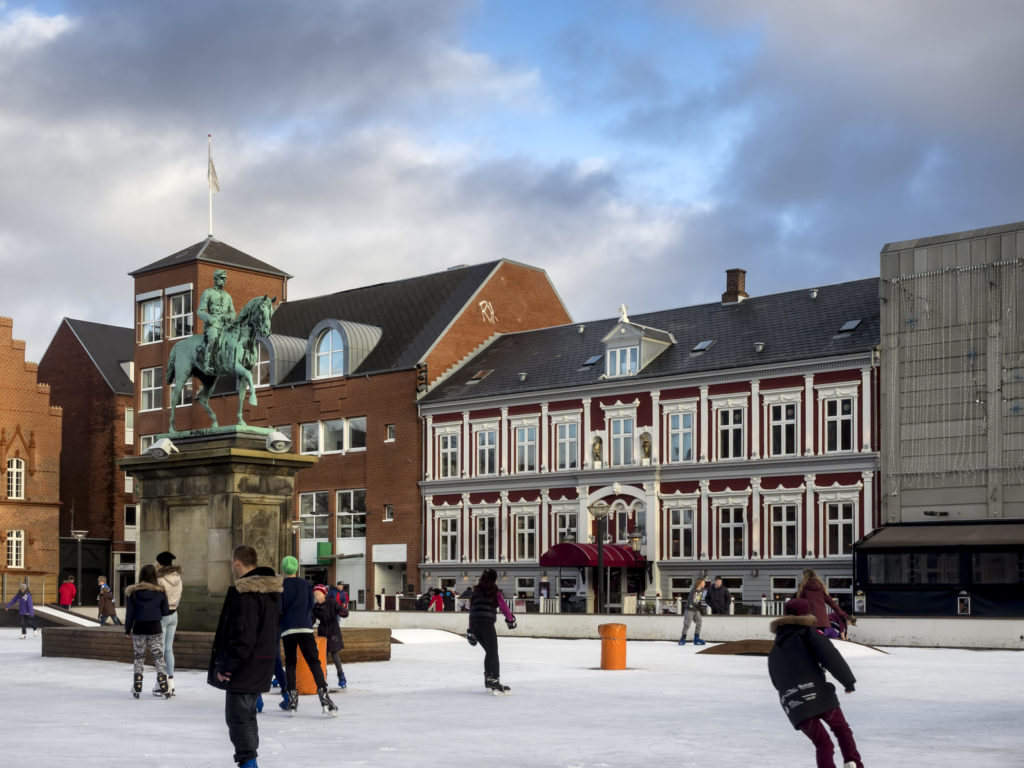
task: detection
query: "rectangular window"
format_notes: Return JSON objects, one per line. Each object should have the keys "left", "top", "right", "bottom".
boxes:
{"left": 348, "top": 417, "right": 367, "bottom": 450}
{"left": 826, "top": 502, "right": 855, "bottom": 556}
{"left": 300, "top": 491, "right": 329, "bottom": 538}
{"left": 124, "top": 505, "right": 138, "bottom": 542}
{"left": 168, "top": 292, "right": 193, "bottom": 339}
{"left": 825, "top": 398, "right": 854, "bottom": 452}
{"left": 972, "top": 552, "right": 1022, "bottom": 584}
{"left": 140, "top": 367, "right": 162, "bottom": 411}
{"left": 555, "top": 422, "right": 578, "bottom": 470}
{"left": 124, "top": 408, "right": 134, "bottom": 445}
{"left": 771, "top": 505, "right": 798, "bottom": 557}
{"left": 667, "top": 412, "right": 694, "bottom": 462}
{"left": 323, "top": 419, "right": 346, "bottom": 452}
{"left": 176, "top": 377, "right": 193, "bottom": 407}
{"left": 867, "top": 553, "right": 959, "bottom": 585}
{"left": 300, "top": 423, "right": 320, "bottom": 454}
{"left": 719, "top": 507, "right": 745, "bottom": 557}
{"left": 138, "top": 298, "right": 162, "bottom": 344}
{"left": 718, "top": 408, "right": 744, "bottom": 459}
{"left": 669, "top": 508, "right": 695, "bottom": 558}
{"left": 609, "top": 416, "right": 634, "bottom": 466}
{"left": 476, "top": 516, "right": 496, "bottom": 560}
{"left": 6, "top": 529, "right": 24, "bottom": 568}
{"left": 6, "top": 459, "right": 25, "bottom": 500}
{"left": 123, "top": 471, "right": 133, "bottom": 494}
{"left": 252, "top": 343, "right": 270, "bottom": 387}
{"left": 476, "top": 429, "right": 497, "bottom": 475}
{"left": 385, "top": 424, "right": 396, "bottom": 442}
{"left": 438, "top": 433, "right": 460, "bottom": 478}
{"left": 439, "top": 518, "right": 458, "bottom": 561}
{"left": 557, "top": 511, "right": 577, "bottom": 543}
{"left": 606, "top": 346, "right": 639, "bottom": 377}
{"left": 770, "top": 403, "right": 798, "bottom": 456}
{"left": 669, "top": 576, "right": 693, "bottom": 599}
{"left": 771, "top": 576, "right": 797, "bottom": 601}
{"left": 383, "top": 504, "right": 394, "bottom": 522}
{"left": 515, "top": 515, "right": 537, "bottom": 560}
{"left": 515, "top": 426, "right": 537, "bottom": 473}
{"left": 336, "top": 489, "right": 367, "bottom": 537}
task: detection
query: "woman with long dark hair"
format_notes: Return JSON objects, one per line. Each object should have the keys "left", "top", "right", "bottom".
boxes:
{"left": 797, "top": 569, "right": 849, "bottom": 638}
{"left": 125, "top": 563, "right": 171, "bottom": 698}
{"left": 466, "top": 568, "right": 516, "bottom": 694}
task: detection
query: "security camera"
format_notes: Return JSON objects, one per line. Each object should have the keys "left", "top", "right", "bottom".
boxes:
{"left": 266, "top": 430, "right": 293, "bottom": 454}
{"left": 145, "top": 437, "right": 179, "bottom": 459}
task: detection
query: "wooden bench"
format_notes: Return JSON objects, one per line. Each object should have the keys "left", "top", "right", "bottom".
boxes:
{"left": 41, "top": 626, "right": 392, "bottom": 668}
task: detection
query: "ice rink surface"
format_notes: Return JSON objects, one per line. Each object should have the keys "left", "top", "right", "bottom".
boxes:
{"left": 1, "top": 627, "right": 1020, "bottom": 767}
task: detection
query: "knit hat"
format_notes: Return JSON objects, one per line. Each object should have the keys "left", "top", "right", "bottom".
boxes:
{"left": 281, "top": 555, "right": 299, "bottom": 575}
{"left": 784, "top": 597, "right": 812, "bottom": 616}
{"left": 313, "top": 584, "right": 328, "bottom": 597}
{"left": 156, "top": 551, "right": 176, "bottom": 566}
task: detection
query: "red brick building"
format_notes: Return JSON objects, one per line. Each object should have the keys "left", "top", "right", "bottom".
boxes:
{"left": 1, "top": 317, "right": 61, "bottom": 605}
{"left": 128, "top": 239, "right": 570, "bottom": 607}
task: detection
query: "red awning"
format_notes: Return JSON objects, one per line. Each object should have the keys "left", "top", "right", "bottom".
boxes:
{"left": 539, "top": 542, "right": 645, "bottom": 568}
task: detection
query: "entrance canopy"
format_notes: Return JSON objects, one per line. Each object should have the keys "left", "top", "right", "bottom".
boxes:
{"left": 539, "top": 542, "right": 645, "bottom": 568}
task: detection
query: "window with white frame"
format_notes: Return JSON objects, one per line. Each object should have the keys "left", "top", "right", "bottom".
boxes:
{"left": 666, "top": 410, "right": 695, "bottom": 463}
{"left": 824, "top": 398, "right": 855, "bottom": 452}
{"left": 826, "top": 501, "right": 855, "bottom": 556}
{"left": 771, "top": 576, "right": 797, "bottom": 600}
{"left": 323, "top": 419, "right": 346, "bottom": 452}
{"left": 168, "top": 291, "right": 193, "bottom": 339}
{"left": 140, "top": 367, "right": 162, "bottom": 411}
{"left": 251, "top": 342, "right": 270, "bottom": 387}
{"left": 514, "top": 425, "right": 537, "bottom": 473}
{"left": 475, "top": 428, "right": 497, "bottom": 476}
{"left": 770, "top": 504, "right": 798, "bottom": 557}
{"left": 438, "top": 431, "right": 460, "bottom": 478}
{"left": 139, "top": 435, "right": 157, "bottom": 454}
{"left": 515, "top": 576, "right": 536, "bottom": 596}
{"left": 337, "top": 489, "right": 366, "bottom": 537}
{"left": 719, "top": 507, "right": 745, "bottom": 557}
{"left": 718, "top": 407, "right": 744, "bottom": 460}
{"left": 314, "top": 327, "right": 345, "bottom": 378}
{"left": 124, "top": 505, "right": 138, "bottom": 542}
{"left": 124, "top": 408, "right": 134, "bottom": 445}
{"left": 609, "top": 416, "right": 635, "bottom": 466}
{"left": 476, "top": 514, "right": 496, "bottom": 560}
{"left": 300, "top": 422, "right": 320, "bottom": 454}
{"left": 176, "top": 377, "right": 193, "bottom": 407}
{"left": 554, "top": 420, "right": 579, "bottom": 470}
{"left": 769, "top": 403, "right": 798, "bottom": 456}
{"left": 348, "top": 417, "right": 367, "bottom": 450}
{"left": 385, "top": 424, "right": 396, "bottom": 442}
{"left": 6, "top": 458, "right": 25, "bottom": 500}
{"left": 515, "top": 514, "right": 537, "bottom": 560}
{"left": 438, "top": 517, "right": 459, "bottom": 561}
{"left": 6, "top": 529, "right": 24, "bottom": 568}
{"left": 123, "top": 470, "right": 133, "bottom": 494}
{"left": 606, "top": 346, "right": 639, "bottom": 377}
{"left": 669, "top": 576, "right": 693, "bottom": 599}
{"left": 300, "top": 491, "right": 329, "bottom": 538}
{"left": 556, "top": 508, "right": 577, "bottom": 543}
{"left": 138, "top": 297, "right": 162, "bottom": 344}
{"left": 668, "top": 507, "right": 695, "bottom": 558}
{"left": 383, "top": 504, "right": 394, "bottom": 522}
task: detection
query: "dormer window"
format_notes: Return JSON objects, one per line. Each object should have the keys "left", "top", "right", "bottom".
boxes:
{"left": 607, "top": 346, "right": 639, "bottom": 377}
{"left": 314, "top": 328, "right": 345, "bottom": 378}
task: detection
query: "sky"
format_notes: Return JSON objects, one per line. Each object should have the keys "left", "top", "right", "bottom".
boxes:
{"left": 2, "top": 626, "right": 1021, "bottom": 767}
{"left": 4, "top": 1, "right": 1024, "bottom": 363}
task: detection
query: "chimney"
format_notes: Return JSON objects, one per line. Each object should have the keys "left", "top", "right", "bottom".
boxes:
{"left": 721, "top": 268, "right": 749, "bottom": 305}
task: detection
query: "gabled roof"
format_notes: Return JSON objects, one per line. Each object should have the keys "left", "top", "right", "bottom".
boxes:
{"left": 63, "top": 318, "right": 134, "bottom": 395}
{"left": 129, "top": 236, "right": 292, "bottom": 279}
{"left": 422, "top": 277, "right": 880, "bottom": 405}
{"left": 268, "top": 261, "right": 503, "bottom": 378}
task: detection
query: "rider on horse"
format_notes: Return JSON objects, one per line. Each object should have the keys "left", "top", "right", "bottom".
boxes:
{"left": 198, "top": 269, "right": 236, "bottom": 375}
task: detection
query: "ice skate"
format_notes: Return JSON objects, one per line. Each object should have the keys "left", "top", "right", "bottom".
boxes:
{"left": 338, "top": 673, "right": 347, "bottom": 689}
{"left": 279, "top": 691, "right": 291, "bottom": 711}
{"left": 33, "top": 629, "right": 39, "bottom": 637}
{"left": 318, "top": 686, "right": 338, "bottom": 717}
{"left": 18, "top": 634, "right": 25, "bottom": 640}
{"left": 156, "top": 672, "right": 171, "bottom": 699}
{"left": 286, "top": 689, "right": 299, "bottom": 716}
{"left": 678, "top": 637, "right": 687, "bottom": 645}
{"left": 486, "top": 677, "right": 511, "bottom": 695}
{"left": 152, "top": 674, "right": 174, "bottom": 697}
{"left": 693, "top": 634, "right": 706, "bottom": 646}
{"left": 132, "top": 673, "right": 143, "bottom": 699}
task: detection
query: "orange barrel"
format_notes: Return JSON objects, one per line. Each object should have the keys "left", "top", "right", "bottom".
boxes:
{"left": 598, "top": 623, "right": 627, "bottom": 670}
{"left": 287, "top": 635, "right": 328, "bottom": 694}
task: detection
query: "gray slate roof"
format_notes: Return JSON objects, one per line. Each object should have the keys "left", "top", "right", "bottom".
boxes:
{"left": 422, "top": 277, "right": 880, "bottom": 405}
{"left": 129, "top": 237, "right": 292, "bottom": 278}
{"left": 63, "top": 318, "right": 134, "bottom": 395}
{"left": 269, "top": 261, "right": 503, "bottom": 378}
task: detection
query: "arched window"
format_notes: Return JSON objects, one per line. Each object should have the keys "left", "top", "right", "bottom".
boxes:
{"left": 314, "top": 328, "right": 345, "bottom": 378}
{"left": 6, "top": 458, "right": 25, "bottom": 500}
{"left": 6, "top": 529, "right": 25, "bottom": 568}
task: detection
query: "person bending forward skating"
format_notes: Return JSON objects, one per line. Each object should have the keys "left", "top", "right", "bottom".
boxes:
{"left": 466, "top": 568, "right": 516, "bottom": 694}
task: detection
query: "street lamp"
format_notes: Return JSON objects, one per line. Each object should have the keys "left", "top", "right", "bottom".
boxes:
{"left": 290, "top": 518, "right": 301, "bottom": 558}
{"left": 588, "top": 499, "right": 610, "bottom": 614}
{"left": 71, "top": 530, "right": 88, "bottom": 606}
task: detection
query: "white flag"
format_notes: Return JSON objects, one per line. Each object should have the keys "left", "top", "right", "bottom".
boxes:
{"left": 208, "top": 148, "right": 220, "bottom": 194}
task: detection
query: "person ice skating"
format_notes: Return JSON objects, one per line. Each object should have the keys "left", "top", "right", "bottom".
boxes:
{"left": 768, "top": 597, "right": 864, "bottom": 768}
{"left": 312, "top": 584, "right": 347, "bottom": 689}
{"left": 6, "top": 583, "right": 39, "bottom": 638}
{"left": 798, "top": 569, "right": 850, "bottom": 639}
{"left": 97, "top": 576, "right": 122, "bottom": 626}
{"left": 678, "top": 576, "right": 707, "bottom": 645}
{"left": 154, "top": 551, "right": 183, "bottom": 696}
{"left": 706, "top": 576, "right": 731, "bottom": 615}
{"left": 466, "top": 567, "right": 516, "bottom": 694}
{"left": 124, "top": 564, "right": 171, "bottom": 699}
{"left": 279, "top": 556, "right": 337, "bottom": 716}
{"left": 58, "top": 575, "right": 76, "bottom": 610}
{"left": 208, "top": 545, "right": 283, "bottom": 768}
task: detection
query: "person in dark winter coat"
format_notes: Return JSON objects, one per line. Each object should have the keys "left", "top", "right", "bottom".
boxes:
{"left": 97, "top": 576, "right": 121, "bottom": 626}
{"left": 466, "top": 568, "right": 516, "bottom": 694}
{"left": 313, "top": 584, "right": 347, "bottom": 688}
{"left": 798, "top": 569, "right": 849, "bottom": 638}
{"left": 125, "top": 564, "right": 170, "bottom": 699}
{"left": 706, "top": 576, "right": 731, "bottom": 615}
{"left": 678, "top": 577, "right": 707, "bottom": 645}
{"left": 208, "top": 544, "right": 283, "bottom": 768}
{"left": 768, "top": 597, "right": 863, "bottom": 768}
{"left": 6, "top": 584, "right": 39, "bottom": 637}
{"left": 278, "top": 556, "right": 337, "bottom": 716}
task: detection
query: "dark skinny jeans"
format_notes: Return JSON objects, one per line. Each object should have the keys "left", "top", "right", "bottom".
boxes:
{"left": 469, "top": 618, "right": 500, "bottom": 680}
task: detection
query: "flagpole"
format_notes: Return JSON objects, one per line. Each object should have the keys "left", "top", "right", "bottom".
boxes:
{"left": 208, "top": 134, "right": 214, "bottom": 237}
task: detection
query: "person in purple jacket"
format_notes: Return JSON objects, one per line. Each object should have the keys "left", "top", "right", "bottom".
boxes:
{"left": 6, "top": 584, "right": 39, "bottom": 638}
{"left": 466, "top": 568, "right": 516, "bottom": 694}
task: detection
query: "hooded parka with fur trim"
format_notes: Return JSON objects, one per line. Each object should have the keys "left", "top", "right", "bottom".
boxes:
{"left": 207, "top": 566, "right": 283, "bottom": 693}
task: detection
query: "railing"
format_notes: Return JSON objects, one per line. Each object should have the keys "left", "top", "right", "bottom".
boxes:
{"left": 637, "top": 595, "right": 684, "bottom": 615}
{"left": 760, "top": 596, "right": 785, "bottom": 616}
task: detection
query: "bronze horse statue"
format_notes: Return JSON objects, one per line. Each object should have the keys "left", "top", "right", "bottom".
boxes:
{"left": 166, "top": 294, "right": 276, "bottom": 432}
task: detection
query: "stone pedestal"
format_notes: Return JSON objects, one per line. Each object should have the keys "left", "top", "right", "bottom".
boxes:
{"left": 119, "top": 429, "right": 316, "bottom": 632}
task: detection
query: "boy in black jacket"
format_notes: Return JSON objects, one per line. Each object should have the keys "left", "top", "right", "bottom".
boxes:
{"left": 767, "top": 597, "right": 864, "bottom": 768}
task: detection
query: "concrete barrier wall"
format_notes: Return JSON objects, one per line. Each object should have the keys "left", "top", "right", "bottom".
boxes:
{"left": 343, "top": 610, "right": 1024, "bottom": 650}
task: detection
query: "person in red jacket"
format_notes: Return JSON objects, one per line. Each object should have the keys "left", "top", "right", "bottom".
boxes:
{"left": 797, "top": 569, "right": 849, "bottom": 638}
{"left": 58, "top": 575, "right": 77, "bottom": 611}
